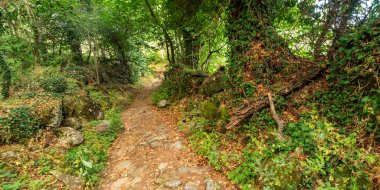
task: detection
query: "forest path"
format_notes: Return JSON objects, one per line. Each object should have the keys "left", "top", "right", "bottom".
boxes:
{"left": 99, "top": 76, "right": 236, "bottom": 190}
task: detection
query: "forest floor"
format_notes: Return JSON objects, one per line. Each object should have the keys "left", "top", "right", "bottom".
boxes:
{"left": 99, "top": 74, "right": 237, "bottom": 190}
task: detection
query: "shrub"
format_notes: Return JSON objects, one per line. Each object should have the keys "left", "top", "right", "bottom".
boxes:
{"left": 0, "top": 106, "right": 40, "bottom": 144}
{"left": 89, "top": 91, "right": 111, "bottom": 110}
{"left": 40, "top": 77, "right": 68, "bottom": 94}
{"left": 151, "top": 83, "right": 170, "bottom": 105}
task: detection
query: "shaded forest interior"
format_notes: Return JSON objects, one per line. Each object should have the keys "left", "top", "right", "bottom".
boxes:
{"left": 0, "top": 0, "right": 379, "bottom": 189}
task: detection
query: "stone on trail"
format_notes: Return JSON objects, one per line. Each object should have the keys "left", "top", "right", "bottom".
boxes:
{"left": 110, "top": 177, "right": 130, "bottom": 190}
{"left": 172, "top": 140, "right": 184, "bottom": 150}
{"left": 115, "top": 160, "right": 133, "bottom": 171}
{"left": 164, "top": 179, "right": 182, "bottom": 189}
{"left": 149, "top": 140, "right": 162, "bottom": 149}
{"left": 158, "top": 99, "right": 169, "bottom": 108}
{"left": 156, "top": 124, "right": 169, "bottom": 133}
{"left": 147, "top": 134, "right": 167, "bottom": 143}
{"left": 177, "top": 167, "right": 203, "bottom": 174}
{"left": 56, "top": 127, "right": 84, "bottom": 148}
{"left": 158, "top": 163, "right": 169, "bottom": 172}
{"left": 184, "top": 183, "right": 199, "bottom": 190}
{"left": 205, "top": 179, "right": 220, "bottom": 190}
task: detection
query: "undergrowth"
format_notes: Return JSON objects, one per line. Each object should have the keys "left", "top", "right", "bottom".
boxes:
{"left": 176, "top": 19, "right": 380, "bottom": 190}
{"left": 0, "top": 89, "right": 128, "bottom": 189}
{"left": 64, "top": 107, "right": 123, "bottom": 187}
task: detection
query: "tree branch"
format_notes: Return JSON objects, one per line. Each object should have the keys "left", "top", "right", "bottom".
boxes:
{"left": 268, "top": 92, "right": 284, "bottom": 140}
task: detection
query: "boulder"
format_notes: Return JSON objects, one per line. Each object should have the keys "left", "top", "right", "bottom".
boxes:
{"left": 95, "top": 120, "right": 111, "bottom": 133}
{"left": 63, "top": 91, "right": 104, "bottom": 121}
{"left": 51, "top": 171, "right": 84, "bottom": 190}
{"left": 35, "top": 98, "right": 63, "bottom": 128}
{"left": 56, "top": 127, "right": 84, "bottom": 148}
{"left": 200, "top": 69, "right": 224, "bottom": 96}
{"left": 158, "top": 100, "right": 169, "bottom": 108}
{"left": 61, "top": 117, "right": 82, "bottom": 130}
{"left": 200, "top": 101, "right": 220, "bottom": 121}
{"left": 0, "top": 97, "right": 63, "bottom": 129}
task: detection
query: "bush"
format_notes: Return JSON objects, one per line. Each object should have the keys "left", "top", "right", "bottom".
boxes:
{"left": 40, "top": 77, "right": 68, "bottom": 94}
{"left": 0, "top": 106, "right": 40, "bottom": 144}
{"left": 89, "top": 90, "right": 111, "bottom": 110}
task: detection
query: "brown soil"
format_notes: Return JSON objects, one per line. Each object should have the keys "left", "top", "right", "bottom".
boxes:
{"left": 99, "top": 78, "right": 236, "bottom": 190}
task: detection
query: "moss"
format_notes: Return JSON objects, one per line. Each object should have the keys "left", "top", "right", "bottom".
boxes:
{"left": 89, "top": 91, "right": 111, "bottom": 110}
{"left": 220, "top": 106, "right": 230, "bottom": 121}
{"left": 201, "top": 100, "right": 220, "bottom": 121}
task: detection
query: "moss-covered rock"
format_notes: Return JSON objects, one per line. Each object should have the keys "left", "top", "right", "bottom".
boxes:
{"left": 35, "top": 98, "right": 63, "bottom": 128}
{"left": 55, "top": 127, "right": 84, "bottom": 148}
{"left": 200, "top": 70, "right": 224, "bottom": 97}
{"left": 61, "top": 117, "right": 82, "bottom": 130}
{"left": 201, "top": 101, "right": 220, "bottom": 121}
{"left": 63, "top": 91, "right": 104, "bottom": 121}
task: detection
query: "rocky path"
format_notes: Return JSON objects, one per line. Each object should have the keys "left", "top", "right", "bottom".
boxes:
{"left": 99, "top": 80, "right": 236, "bottom": 190}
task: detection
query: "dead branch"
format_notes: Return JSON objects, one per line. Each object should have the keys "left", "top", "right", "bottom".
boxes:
{"left": 268, "top": 92, "right": 284, "bottom": 140}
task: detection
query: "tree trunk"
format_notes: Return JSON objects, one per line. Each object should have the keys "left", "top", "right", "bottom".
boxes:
{"left": 182, "top": 29, "right": 199, "bottom": 68}
{"left": 0, "top": 56, "right": 11, "bottom": 99}
{"left": 32, "top": 25, "right": 40, "bottom": 68}
{"left": 87, "top": 36, "right": 92, "bottom": 64}
{"left": 313, "top": 1, "right": 339, "bottom": 62}
{"left": 66, "top": 21, "right": 83, "bottom": 65}
{"left": 327, "top": 0, "right": 360, "bottom": 61}
{"left": 93, "top": 37, "right": 100, "bottom": 85}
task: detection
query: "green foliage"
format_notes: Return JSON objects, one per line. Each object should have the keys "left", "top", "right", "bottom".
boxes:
{"left": 189, "top": 130, "right": 223, "bottom": 170}
{"left": 226, "top": 115, "right": 377, "bottom": 189}
{"left": 64, "top": 108, "right": 123, "bottom": 187}
{"left": 89, "top": 90, "right": 111, "bottom": 110}
{"left": 39, "top": 77, "right": 68, "bottom": 94}
{"left": 0, "top": 162, "right": 24, "bottom": 190}
{"left": 152, "top": 70, "right": 193, "bottom": 104}
{"left": 152, "top": 83, "right": 170, "bottom": 105}
{"left": 0, "top": 106, "right": 40, "bottom": 144}
{"left": 329, "top": 19, "right": 379, "bottom": 94}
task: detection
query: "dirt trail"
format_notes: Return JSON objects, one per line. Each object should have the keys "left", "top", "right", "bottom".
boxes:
{"left": 100, "top": 78, "right": 236, "bottom": 190}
